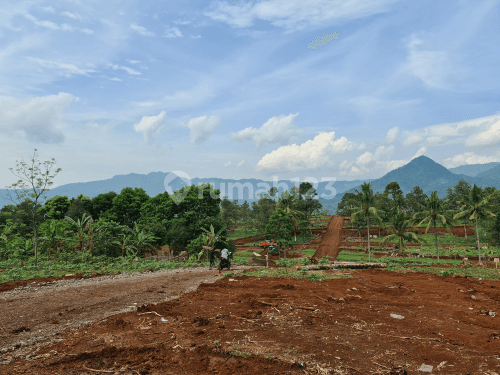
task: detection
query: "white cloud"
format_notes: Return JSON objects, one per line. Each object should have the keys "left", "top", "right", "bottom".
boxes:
{"left": 255, "top": 132, "right": 354, "bottom": 172}
{"left": 0, "top": 93, "right": 75, "bottom": 143}
{"left": 230, "top": 113, "right": 305, "bottom": 148}
{"left": 376, "top": 159, "right": 408, "bottom": 171}
{"left": 466, "top": 117, "right": 500, "bottom": 147}
{"left": 224, "top": 161, "right": 232, "bottom": 167}
{"left": 109, "top": 64, "right": 141, "bottom": 75}
{"left": 164, "top": 26, "right": 183, "bottom": 38}
{"left": 308, "top": 32, "right": 339, "bottom": 49}
{"left": 355, "top": 152, "right": 373, "bottom": 166}
{"left": 404, "top": 35, "right": 459, "bottom": 89}
{"left": 184, "top": 115, "right": 220, "bottom": 144}
{"left": 41, "top": 6, "right": 55, "bottom": 13}
{"left": 131, "top": 23, "right": 155, "bottom": 37}
{"left": 24, "top": 13, "right": 92, "bottom": 34}
{"left": 108, "top": 77, "right": 122, "bottom": 82}
{"left": 29, "top": 57, "right": 97, "bottom": 77}
{"left": 443, "top": 152, "right": 500, "bottom": 168}
{"left": 386, "top": 127, "right": 399, "bottom": 143}
{"left": 190, "top": 35, "right": 202, "bottom": 39}
{"left": 62, "top": 11, "right": 83, "bottom": 21}
{"left": 204, "top": 0, "right": 399, "bottom": 32}
{"left": 373, "top": 145, "right": 395, "bottom": 159}
{"left": 426, "top": 136, "right": 442, "bottom": 144}
{"left": 401, "top": 114, "right": 500, "bottom": 148}
{"left": 133, "top": 111, "right": 167, "bottom": 143}
{"left": 413, "top": 146, "right": 427, "bottom": 158}
{"left": 403, "top": 133, "right": 423, "bottom": 146}
{"left": 174, "top": 20, "right": 192, "bottom": 25}
{"left": 237, "top": 160, "right": 246, "bottom": 167}
{"left": 127, "top": 60, "right": 141, "bottom": 64}
{"left": 25, "top": 14, "right": 60, "bottom": 30}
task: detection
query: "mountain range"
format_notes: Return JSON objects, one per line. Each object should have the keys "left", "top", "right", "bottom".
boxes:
{"left": 1, "top": 156, "right": 499, "bottom": 213}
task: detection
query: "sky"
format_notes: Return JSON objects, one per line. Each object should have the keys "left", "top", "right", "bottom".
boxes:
{"left": 1, "top": 0, "right": 500, "bottom": 189}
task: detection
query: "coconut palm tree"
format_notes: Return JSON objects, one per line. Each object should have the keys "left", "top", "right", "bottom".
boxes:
{"left": 349, "top": 182, "right": 383, "bottom": 263}
{"left": 414, "top": 191, "right": 454, "bottom": 263}
{"left": 277, "top": 190, "right": 304, "bottom": 241}
{"left": 381, "top": 209, "right": 422, "bottom": 258}
{"left": 453, "top": 184, "right": 496, "bottom": 263}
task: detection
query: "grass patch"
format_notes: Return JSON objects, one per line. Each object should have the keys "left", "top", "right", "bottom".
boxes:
{"left": 0, "top": 256, "right": 210, "bottom": 283}
{"left": 238, "top": 268, "right": 352, "bottom": 281}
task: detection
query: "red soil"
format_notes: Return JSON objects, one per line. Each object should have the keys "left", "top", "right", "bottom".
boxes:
{"left": 313, "top": 216, "right": 344, "bottom": 259}
{"left": 3, "top": 271, "right": 500, "bottom": 374}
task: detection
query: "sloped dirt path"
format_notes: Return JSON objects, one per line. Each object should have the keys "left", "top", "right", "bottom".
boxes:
{"left": 313, "top": 215, "right": 344, "bottom": 260}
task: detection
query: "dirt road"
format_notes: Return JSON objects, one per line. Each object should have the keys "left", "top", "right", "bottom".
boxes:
{"left": 313, "top": 215, "right": 344, "bottom": 260}
{"left": 0, "top": 266, "right": 253, "bottom": 365}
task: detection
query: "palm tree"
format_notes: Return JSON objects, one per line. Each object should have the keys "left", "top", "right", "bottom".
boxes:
{"left": 349, "top": 182, "right": 383, "bottom": 263}
{"left": 414, "top": 191, "right": 454, "bottom": 263}
{"left": 65, "top": 213, "right": 92, "bottom": 259}
{"left": 453, "top": 185, "right": 496, "bottom": 263}
{"left": 277, "top": 190, "right": 304, "bottom": 241}
{"left": 381, "top": 209, "right": 422, "bottom": 258}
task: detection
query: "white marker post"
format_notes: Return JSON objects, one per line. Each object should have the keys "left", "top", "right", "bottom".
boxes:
{"left": 494, "top": 258, "right": 499, "bottom": 269}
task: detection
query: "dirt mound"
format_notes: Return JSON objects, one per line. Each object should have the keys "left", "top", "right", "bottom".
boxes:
{"left": 313, "top": 215, "right": 343, "bottom": 260}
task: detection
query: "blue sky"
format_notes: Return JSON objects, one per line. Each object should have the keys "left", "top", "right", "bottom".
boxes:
{"left": 1, "top": 0, "right": 500, "bottom": 188}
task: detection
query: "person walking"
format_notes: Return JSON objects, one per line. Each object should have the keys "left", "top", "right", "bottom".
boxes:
{"left": 215, "top": 248, "right": 231, "bottom": 275}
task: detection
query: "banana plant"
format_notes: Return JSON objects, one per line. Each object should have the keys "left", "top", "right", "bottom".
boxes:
{"left": 130, "top": 223, "right": 158, "bottom": 257}
{"left": 200, "top": 224, "right": 226, "bottom": 262}
{"left": 39, "top": 220, "right": 66, "bottom": 259}
{"left": 113, "top": 234, "right": 136, "bottom": 258}
{"left": 65, "top": 213, "right": 92, "bottom": 260}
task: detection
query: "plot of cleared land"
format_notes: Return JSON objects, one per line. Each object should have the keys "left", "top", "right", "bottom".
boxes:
{"left": 1, "top": 215, "right": 499, "bottom": 374}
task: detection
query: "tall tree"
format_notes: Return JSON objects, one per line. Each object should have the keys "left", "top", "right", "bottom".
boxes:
{"left": 277, "top": 190, "right": 304, "bottom": 241}
{"left": 239, "top": 201, "right": 252, "bottom": 233}
{"left": 265, "top": 208, "right": 293, "bottom": 259}
{"left": 405, "top": 186, "right": 428, "bottom": 216}
{"left": 4, "top": 149, "right": 61, "bottom": 264}
{"left": 251, "top": 193, "right": 276, "bottom": 238}
{"left": 220, "top": 197, "right": 240, "bottom": 229}
{"left": 445, "top": 179, "right": 472, "bottom": 240}
{"left": 66, "top": 194, "right": 92, "bottom": 222}
{"left": 90, "top": 191, "right": 118, "bottom": 221}
{"left": 106, "top": 187, "right": 150, "bottom": 227}
{"left": 349, "top": 182, "right": 383, "bottom": 262}
{"left": 414, "top": 191, "right": 454, "bottom": 263}
{"left": 453, "top": 185, "right": 496, "bottom": 263}
{"left": 39, "top": 195, "right": 71, "bottom": 221}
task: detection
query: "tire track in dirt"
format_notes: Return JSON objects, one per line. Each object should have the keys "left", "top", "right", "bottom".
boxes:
{"left": 313, "top": 215, "right": 344, "bottom": 260}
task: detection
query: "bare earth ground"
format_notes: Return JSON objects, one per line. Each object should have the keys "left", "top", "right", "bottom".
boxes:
{"left": 0, "top": 266, "right": 254, "bottom": 366}
{"left": 1, "top": 216, "right": 500, "bottom": 374}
